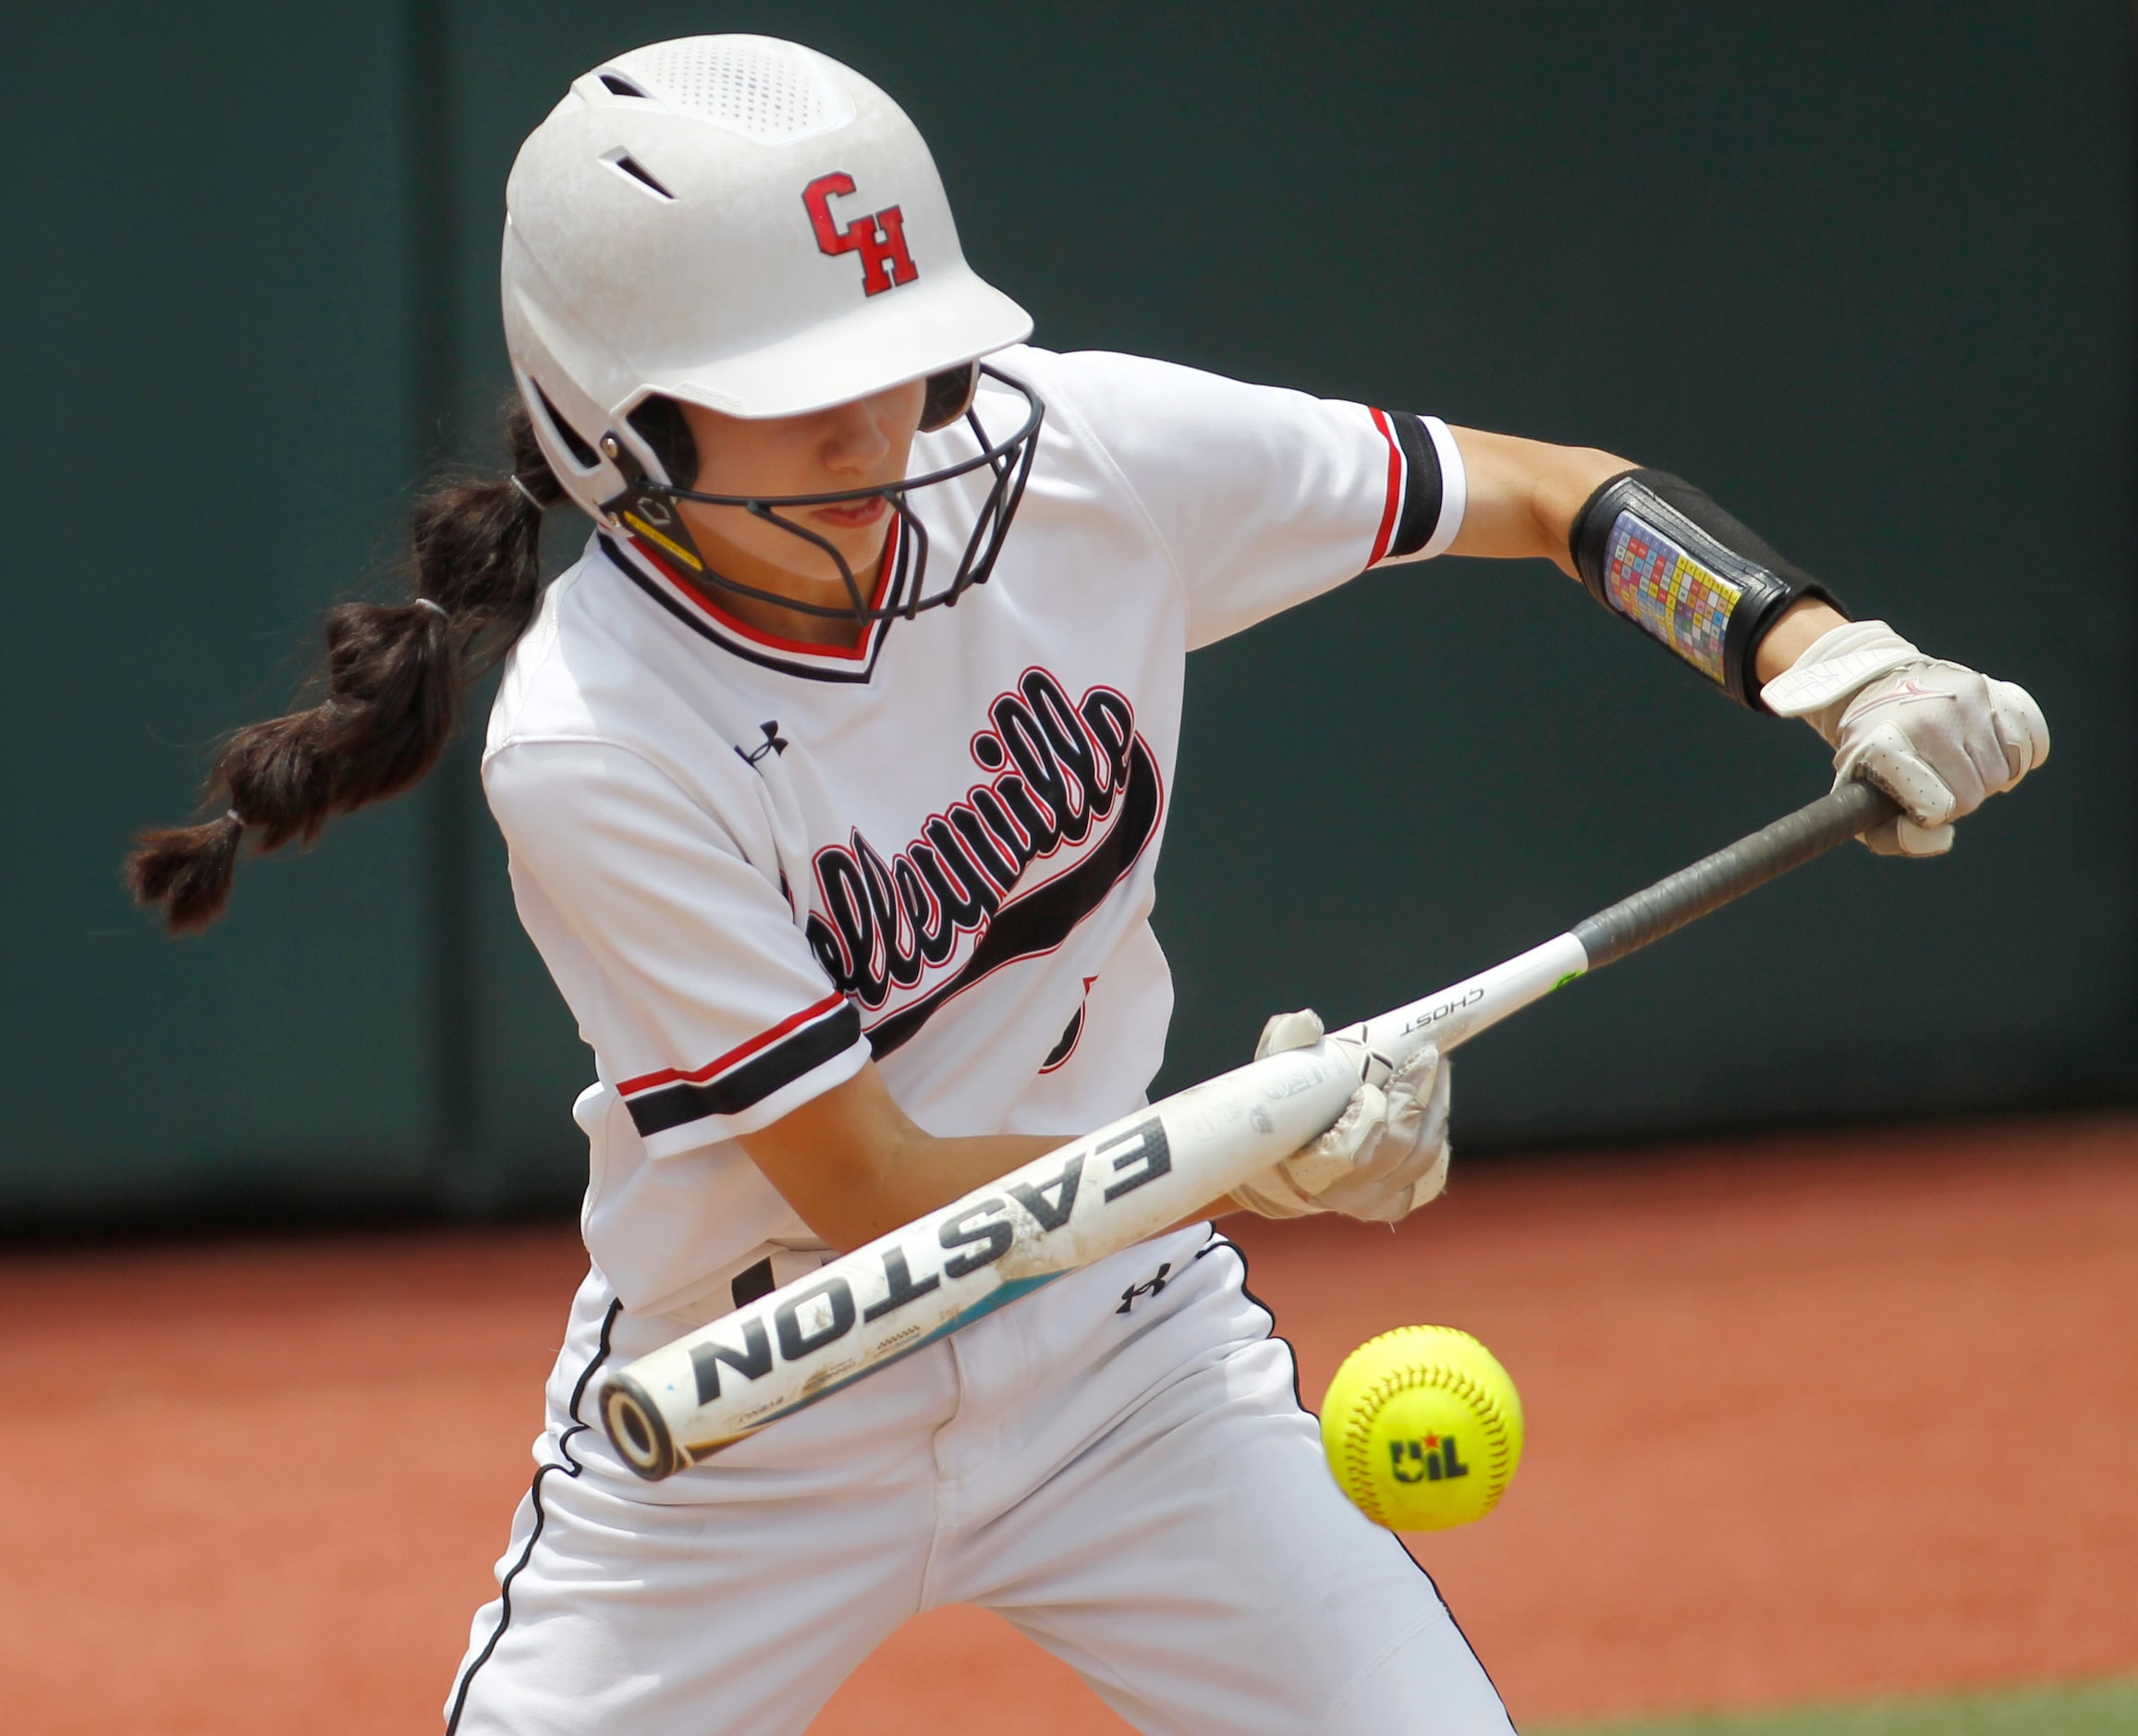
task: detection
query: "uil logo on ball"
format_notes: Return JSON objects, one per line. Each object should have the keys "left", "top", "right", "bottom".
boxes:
{"left": 802, "top": 172, "right": 918, "bottom": 296}
{"left": 1389, "top": 1433, "right": 1470, "bottom": 1485}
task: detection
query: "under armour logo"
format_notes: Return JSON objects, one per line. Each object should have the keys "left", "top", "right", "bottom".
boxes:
{"left": 739, "top": 721, "right": 788, "bottom": 766}
{"left": 1116, "top": 1262, "right": 1171, "bottom": 1314}
{"left": 803, "top": 172, "right": 918, "bottom": 297}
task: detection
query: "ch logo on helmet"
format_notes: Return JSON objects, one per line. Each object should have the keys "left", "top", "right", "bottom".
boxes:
{"left": 803, "top": 172, "right": 918, "bottom": 297}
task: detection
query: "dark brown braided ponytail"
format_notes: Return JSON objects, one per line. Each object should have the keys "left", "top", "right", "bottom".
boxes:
{"left": 128, "top": 404, "right": 568, "bottom": 933}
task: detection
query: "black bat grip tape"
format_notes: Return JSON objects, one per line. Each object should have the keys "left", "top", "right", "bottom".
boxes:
{"left": 1570, "top": 782, "right": 1899, "bottom": 971}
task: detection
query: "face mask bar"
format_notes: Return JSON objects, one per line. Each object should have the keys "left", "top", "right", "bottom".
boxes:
{"left": 595, "top": 365, "right": 1044, "bottom": 627}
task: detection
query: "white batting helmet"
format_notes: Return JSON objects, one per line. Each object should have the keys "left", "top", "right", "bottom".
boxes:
{"left": 501, "top": 33, "right": 1034, "bottom": 525}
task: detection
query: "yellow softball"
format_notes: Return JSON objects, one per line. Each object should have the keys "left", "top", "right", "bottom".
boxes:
{"left": 1319, "top": 1326, "right": 1524, "bottom": 1531}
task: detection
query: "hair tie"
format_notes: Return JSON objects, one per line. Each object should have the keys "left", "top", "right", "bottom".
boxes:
{"left": 509, "top": 473, "right": 547, "bottom": 512}
{"left": 224, "top": 808, "right": 245, "bottom": 829}
{"left": 414, "top": 597, "right": 449, "bottom": 621}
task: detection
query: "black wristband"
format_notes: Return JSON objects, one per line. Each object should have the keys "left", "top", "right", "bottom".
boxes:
{"left": 1569, "top": 470, "right": 1843, "bottom": 710}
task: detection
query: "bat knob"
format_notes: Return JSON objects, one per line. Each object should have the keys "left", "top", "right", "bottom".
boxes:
{"left": 600, "top": 1373, "right": 683, "bottom": 1481}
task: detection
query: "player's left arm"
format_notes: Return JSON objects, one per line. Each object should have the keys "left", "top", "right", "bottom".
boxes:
{"left": 1231, "top": 426, "right": 2048, "bottom": 1228}
{"left": 1442, "top": 426, "right": 2049, "bottom": 857}
{"left": 1442, "top": 428, "right": 1844, "bottom": 675}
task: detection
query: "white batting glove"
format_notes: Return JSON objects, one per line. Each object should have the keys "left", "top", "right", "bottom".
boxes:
{"left": 1762, "top": 620, "right": 2049, "bottom": 857}
{"left": 1233, "top": 1009, "right": 1451, "bottom": 1225}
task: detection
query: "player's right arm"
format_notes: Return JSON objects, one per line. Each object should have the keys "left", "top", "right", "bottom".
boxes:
{"left": 485, "top": 735, "right": 1237, "bottom": 1255}
{"left": 737, "top": 1066, "right": 1064, "bottom": 1252}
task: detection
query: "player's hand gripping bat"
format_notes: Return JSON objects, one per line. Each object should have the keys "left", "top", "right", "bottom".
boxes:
{"left": 599, "top": 781, "right": 1900, "bottom": 1479}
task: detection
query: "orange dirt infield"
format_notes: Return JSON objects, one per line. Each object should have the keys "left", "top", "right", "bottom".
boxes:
{"left": 2, "top": 1118, "right": 2132, "bottom": 1734}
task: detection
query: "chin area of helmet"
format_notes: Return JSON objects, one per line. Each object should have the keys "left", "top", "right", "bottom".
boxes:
{"left": 591, "top": 363, "right": 1043, "bottom": 628}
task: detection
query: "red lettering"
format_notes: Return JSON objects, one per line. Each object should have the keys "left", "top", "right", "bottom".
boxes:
{"left": 802, "top": 171, "right": 919, "bottom": 297}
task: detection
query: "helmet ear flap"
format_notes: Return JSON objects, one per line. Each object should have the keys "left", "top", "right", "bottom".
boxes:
{"left": 919, "top": 362, "right": 979, "bottom": 433}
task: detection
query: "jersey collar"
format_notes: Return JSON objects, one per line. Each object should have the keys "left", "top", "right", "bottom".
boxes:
{"left": 597, "top": 520, "right": 900, "bottom": 684}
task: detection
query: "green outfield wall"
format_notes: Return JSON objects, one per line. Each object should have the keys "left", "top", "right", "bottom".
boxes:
{"left": 6, "top": 3, "right": 2132, "bottom": 1219}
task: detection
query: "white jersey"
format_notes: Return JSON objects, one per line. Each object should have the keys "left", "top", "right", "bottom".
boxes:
{"left": 483, "top": 345, "right": 1464, "bottom": 1317}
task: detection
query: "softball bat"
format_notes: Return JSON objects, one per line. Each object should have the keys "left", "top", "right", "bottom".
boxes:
{"left": 599, "top": 780, "right": 1900, "bottom": 1479}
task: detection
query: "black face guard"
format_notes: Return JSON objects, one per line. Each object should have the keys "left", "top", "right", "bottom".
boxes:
{"left": 594, "top": 364, "right": 1045, "bottom": 627}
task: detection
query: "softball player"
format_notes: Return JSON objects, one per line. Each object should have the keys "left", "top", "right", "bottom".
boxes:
{"left": 130, "top": 35, "right": 2046, "bottom": 1736}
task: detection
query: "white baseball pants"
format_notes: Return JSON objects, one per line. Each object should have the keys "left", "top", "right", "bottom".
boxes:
{"left": 445, "top": 1227, "right": 1514, "bottom": 1735}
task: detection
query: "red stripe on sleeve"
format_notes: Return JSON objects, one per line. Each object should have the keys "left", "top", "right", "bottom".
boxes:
{"left": 617, "top": 991, "right": 851, "bottom": 1095}
{"left": 1365, "top": 407, "right": 1406, "bottom": 568}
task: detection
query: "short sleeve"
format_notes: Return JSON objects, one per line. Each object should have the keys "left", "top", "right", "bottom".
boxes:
{"left": 484, "top": 740, "right": 869, "bottom": 1157}
{"left": 1046, "top": 350, "right": 1467, "bottom": 649}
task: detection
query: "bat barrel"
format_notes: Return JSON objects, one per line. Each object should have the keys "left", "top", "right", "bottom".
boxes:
{"left": 597, "top": 780, "right": 1902, "bottom": 1474}
{"left": 1570, "top": 781, "right": 1896, "bottom": 971}
{"left": 598, "top": 1053, "right": 1360, "bottom": 1473}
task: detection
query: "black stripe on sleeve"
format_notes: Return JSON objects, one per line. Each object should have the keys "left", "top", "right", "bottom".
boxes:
{"left": 626, "top": 1001, "right": 862, "bottom": 1139}
{"left": 1387, "top": 412, "right": 1443, "bottom": 559}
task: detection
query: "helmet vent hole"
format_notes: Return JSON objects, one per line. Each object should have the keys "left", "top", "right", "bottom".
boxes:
{"left": 601, "top": 149, "right": 675, "bottom": 202}
{"left": 610, "top": 36, "right": 855, "bottom": 144}
{"left": 531, "top": 383, "right": 599, "bottom": 471}
{"left": 598, "top": 73, "right": 649, "bottom": 97}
